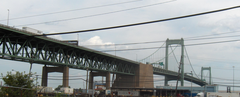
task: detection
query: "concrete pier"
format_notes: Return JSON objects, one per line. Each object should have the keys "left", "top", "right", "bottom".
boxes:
{"left": 41, "top": 66, "right": 69, "bottom": 87}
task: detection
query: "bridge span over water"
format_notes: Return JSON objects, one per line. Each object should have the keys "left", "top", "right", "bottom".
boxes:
{"left": 0, "top": 24, "right": 207, "bottom": 88}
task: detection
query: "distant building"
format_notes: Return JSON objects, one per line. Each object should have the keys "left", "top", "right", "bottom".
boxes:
{"left": 62, "top": 40, "right": 78, "bottom": 46}
{"left": 37, "top": 86, "right": 53, "bottom": 93}
{"left": 156, "top": 84, "right": 218, "bottom": 93}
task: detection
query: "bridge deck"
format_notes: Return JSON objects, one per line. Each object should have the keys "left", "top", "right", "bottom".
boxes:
{"left": 153, "top": 67, "right": 207, "bottom": 86}
{"left": 0, "top": 24, "right": 207, "bottom": 86}
{"left": 0, "top": 24, "right": 138, "bottom": 75}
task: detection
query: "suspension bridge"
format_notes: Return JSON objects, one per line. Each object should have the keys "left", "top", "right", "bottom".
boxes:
{"left": 0, "top": 24, "right": 208, "bottom": 89}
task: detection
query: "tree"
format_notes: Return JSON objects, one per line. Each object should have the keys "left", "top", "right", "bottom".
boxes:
{"left": 1, "top": 71, "right": 36, "bottom": 97}
{"left": 55, "top": 85, "right": 63, "bottom": 91}
{"left": 78, "top": 88, "right": 82, "bottom": 93}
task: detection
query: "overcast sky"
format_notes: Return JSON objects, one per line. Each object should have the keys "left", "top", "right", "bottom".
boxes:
{"left": 1, "top": 0, "right": 240, "bottom": 90}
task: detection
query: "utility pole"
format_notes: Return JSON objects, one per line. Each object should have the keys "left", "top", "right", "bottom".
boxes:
{"left": 86, "top": 67, "right": 88, "bottom": 97}
{"left": 191, "top": 71, "right": 192, "bottom": 97}
{"left": 77, "top": 34, "right": 79, "bottom": 46}
{"left": 115, "top": 45, "right": 116, "bottom": 56}
{"left": 112, "top": 73, "right": 115, "bottom": 87}
{"left": 29, "top": 52, "right": 34, "bottom": 85}
{"left": 35, "top": 76, "right": 38, "bottom": 87}
{"left": 233, "top": 66, "right": 234, "bottom": 93}
{"left": 7, "top": 9, "right": 9, "bottom": 26}
{"left": 174, "top": 55, "right": 183, "bottom": 97}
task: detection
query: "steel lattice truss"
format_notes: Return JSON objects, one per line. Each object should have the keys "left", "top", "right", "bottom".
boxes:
{"left": 0, "top": 24, "right": 136, "bottom": 75}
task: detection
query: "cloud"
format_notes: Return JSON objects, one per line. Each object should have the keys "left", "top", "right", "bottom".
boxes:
{"left": 2, "top": 0, "right": 240, "bottom": 88}
{"left": 81, "top": 36, "right": 116, "bottom": 49}
{"left": 199, "top": 15, "right": 240, "bottom": 34}
{"left": 82, "top": 36, "right": 113, "bottom": 45}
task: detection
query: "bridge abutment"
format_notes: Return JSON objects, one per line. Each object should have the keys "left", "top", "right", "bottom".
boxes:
{"left": 112, "top": 63, "right": 154, "bottom": 88}
{"left": 41, "top": 65, "right": 69, "bottom": 87}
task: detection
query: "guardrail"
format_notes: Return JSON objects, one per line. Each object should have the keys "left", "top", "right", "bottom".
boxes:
{"left": 0, "top": 24, "right": 79, "bottom": 47}
{"left": 153, "top": 67, "right": 207, "bottom": 86}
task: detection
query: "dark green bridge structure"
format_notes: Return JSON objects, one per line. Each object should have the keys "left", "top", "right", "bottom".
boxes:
{"left": 0, "top": 24, "right": 207, "bottom": 88}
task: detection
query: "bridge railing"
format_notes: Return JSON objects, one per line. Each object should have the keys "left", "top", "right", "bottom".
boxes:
{"left": 153, "top": 66, "right": 203, "bottom": 80}
{"left": 0, "top": 23, "right": 138, "bottom": 75}
{"left": 0, "top": 24, "right": 81, "bottom": 47}
{"left": 153, "top": 67, "right": 207, "bottom": 86}
{"left": 153, "top": 67, "right": 178, "bottom": 76}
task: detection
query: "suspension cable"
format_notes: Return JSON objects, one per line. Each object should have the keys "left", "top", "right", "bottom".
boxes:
{"left": 185, "top": 47, "right": 200, "bottom": 79}
{"left": 138, "top": 42, "right": 166, "bottom": 62}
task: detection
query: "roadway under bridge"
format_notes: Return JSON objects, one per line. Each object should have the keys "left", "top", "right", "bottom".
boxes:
{"left": 0, "top": 24, "right": 207, "bottom": 88}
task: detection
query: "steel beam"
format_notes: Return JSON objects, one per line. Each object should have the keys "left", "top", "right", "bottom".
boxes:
{"left": 0, "top": 24, "right": 136, "bottom": 75}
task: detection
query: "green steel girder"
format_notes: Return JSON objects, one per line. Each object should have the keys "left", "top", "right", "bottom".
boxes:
{"left": 153, "top": 67, "right": 207, "bottom": 86}
{"left": 0, "top": 24, "right": 208, "bottom": 86}
{"left": 0, "top": 24, "right": 136, "bottom": 75}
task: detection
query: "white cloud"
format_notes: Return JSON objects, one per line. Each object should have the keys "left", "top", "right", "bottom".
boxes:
{"left": 82, "top": 36, "right": 113, "bottom": 45}
{"left": 2, "top": 0, "right": 240, "bottom": 89}
{"left": 199, "top": 15, "right": 240, "bottom": 34}
{"left": 81, "top": 36, "right": 116, "bottom": 50}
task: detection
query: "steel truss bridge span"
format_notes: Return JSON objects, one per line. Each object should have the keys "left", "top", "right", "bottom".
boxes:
{"left": 0, "top": 24, "right": 137, "bottom": 75}
{"left": 0, "top": 24, "right": 207, "bottom": 86}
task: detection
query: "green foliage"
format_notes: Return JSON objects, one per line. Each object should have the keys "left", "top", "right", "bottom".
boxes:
{"left": 55, "top": 85, "right": 71, "bottom": 91}
{"left": 1, "top": 71, "right": 36, "bottom": 97}
{"left": 0, "top": 90, "right": 6, "bottom": 97}
{"left": 55, "top": 85, "right": 63, "bottom": 91}
{"left": 55, "top": 93, "right": 61, "bottom": 97}
{"left": 79, "top": 88, "right": 82, "bottom": 92}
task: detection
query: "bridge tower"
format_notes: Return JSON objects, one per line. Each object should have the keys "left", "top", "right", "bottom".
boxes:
{"left": 164, "top": 38, "right": 184, "bottom": 86}
{"left": 201, "top": 67, "right": 211, "bottom": 85}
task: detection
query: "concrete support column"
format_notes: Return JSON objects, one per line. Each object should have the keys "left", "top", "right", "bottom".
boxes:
{"left": 41, "top": 65, "right": 48, "bottom": 86}
{"left": 63, "top": 66, "right": 69, "bottom": 87}
{"left": 106, "top": 72, "right": 110, "bottom": 89}
{"left": 89, "top": 71, "right": 93, "bottom": 89}
{"left": 164, "top": 76, "right": 169, "bottom": 86}
{"left": 41, "top": 66, "right": 69, "bottom": 87}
